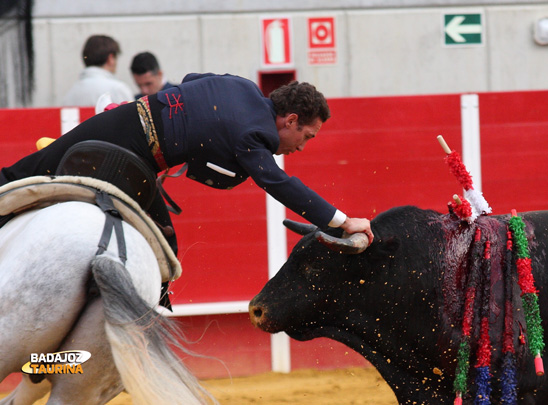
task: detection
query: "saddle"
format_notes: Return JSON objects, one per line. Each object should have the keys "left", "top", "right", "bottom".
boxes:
{"left": 0, "top": 175, "right": 181, "bottom": 282}
{"left": 0, "top": 141, "right": 181, "bottom": 283}
{"left": 56, "top": 140, "right": 157, "bottom": 211}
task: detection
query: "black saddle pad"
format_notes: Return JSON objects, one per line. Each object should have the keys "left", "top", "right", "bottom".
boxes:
{"left": 56, "top": 140, "right": 157, "bottom": 210}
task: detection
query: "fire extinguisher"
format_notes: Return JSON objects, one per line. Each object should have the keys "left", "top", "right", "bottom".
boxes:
{"left": 265, "top": 19, "right": 286, "bottom": 64}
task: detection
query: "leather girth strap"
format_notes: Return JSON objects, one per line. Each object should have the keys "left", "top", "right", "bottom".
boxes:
{"left": 88, "top": 189, "right": 174, "bottom": 310}
{"left": 95, "top": 190, "right": 127, "bottom": 264}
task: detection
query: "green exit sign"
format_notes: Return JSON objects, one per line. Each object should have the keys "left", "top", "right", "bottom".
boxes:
{"left": 444, "top": 13, "right": 483, "bottom": 46}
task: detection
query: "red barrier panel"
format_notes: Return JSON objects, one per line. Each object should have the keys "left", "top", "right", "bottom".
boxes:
{"left": 0, "top": 107, "right": 269, "bottom": 306}
{"left": 1, "top": 90, "right": 548, "bottom": 382}
{"left": 0, "top": 107, "right": 95, "bottom": 167}
{"left": 285, "top": 94, "right": 462, "bottom": 219}
{"left": 2, "top": 91, "right": 548, "bottom": 307}
{"left": 479, "top": 91, "right": 548, "bottom": 214}
{"left": 1, "top": 109, "right": 62, "bottom": 166}
{"left": 165, "top": 178, "right": 269, "bottom": 304}
{"left": 168, "top": 93, "right": 465, "bottom": 304}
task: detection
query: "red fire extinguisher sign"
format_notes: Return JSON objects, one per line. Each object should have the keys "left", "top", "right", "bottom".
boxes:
{"left": 261, "top": 17, "right": 293, "bottom": 67}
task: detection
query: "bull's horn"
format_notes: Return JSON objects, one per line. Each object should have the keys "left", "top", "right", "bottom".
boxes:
{"left": 283, "top": 219, "right": 318, "bottom": 235}
{"left": 315, "top": 231, "right": 369, "bottom": 254}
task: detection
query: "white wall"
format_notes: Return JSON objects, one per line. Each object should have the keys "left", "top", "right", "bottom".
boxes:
{"left": 32, "top": 0, "right": 548, "bottom": 17}
{"left": 27, "top": 3, "right": 548, "bottom": 107}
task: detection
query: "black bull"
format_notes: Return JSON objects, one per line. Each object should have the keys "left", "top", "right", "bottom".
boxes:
{"left": 249, "top": 206, "right": 548, "bottom": 404}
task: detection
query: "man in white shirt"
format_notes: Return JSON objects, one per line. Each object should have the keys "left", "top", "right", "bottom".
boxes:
{"left": 62, "top": 35, "right": 133, "bottom": 107}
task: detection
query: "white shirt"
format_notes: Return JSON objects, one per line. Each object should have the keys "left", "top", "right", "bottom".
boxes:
{"left": 329, "top": 209, "right": 347, "bottom": 227}
{"left": 62, "top": 66, "right": 133, "bottom": 107}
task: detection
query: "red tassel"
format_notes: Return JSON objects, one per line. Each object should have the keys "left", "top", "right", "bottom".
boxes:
{"left": 462, "top": 288, "right": 475, "bottom": 337}
{"left": 450, "top": 196, "right": 473, "bottom": 220}
{"left": 476, "top": 317, "right": 492, "bottom": 368}
{"left": 503, "top": 301, "right": 515, "bottom": 354}
{"left": 445, "top": 151, "right": 474, "bottom": 190}
{"left": 484, "top": 241, "right": 491, "bottom": 259}
{"left": 516, "top": 258, "right": 538, "bottom": 295}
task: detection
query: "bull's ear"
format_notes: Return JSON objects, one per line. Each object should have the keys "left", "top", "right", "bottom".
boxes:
{"left": 283, "top": 219, "right": 318, "bottom": 235}
{"left": 368, "top": 236, "right": 400, "bottom": 259}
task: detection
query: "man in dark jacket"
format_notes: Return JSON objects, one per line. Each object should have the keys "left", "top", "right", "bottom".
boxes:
{"left": 0, "top": 73, "right": 373, "bottom": 252}
{"left": 130, "top": 51, "right": 174, "bottom": 99}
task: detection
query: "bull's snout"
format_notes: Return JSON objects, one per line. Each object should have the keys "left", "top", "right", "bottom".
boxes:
{"left": 249, "top": 301, "right": 266, "bottom": 328}
{"left": 249, "top": 298, "right": 280, "bottom": 333}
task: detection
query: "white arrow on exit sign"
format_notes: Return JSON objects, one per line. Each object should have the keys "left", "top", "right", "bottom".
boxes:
{"left": 446, "top": 16, "right": 481, "bottom": 42}
{"left": 444, "top": 13, "right": 483, "bottom": 46}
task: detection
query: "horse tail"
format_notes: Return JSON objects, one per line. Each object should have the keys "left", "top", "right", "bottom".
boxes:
{"left": 91, "top": 255, "right": 216, "bottom": 405}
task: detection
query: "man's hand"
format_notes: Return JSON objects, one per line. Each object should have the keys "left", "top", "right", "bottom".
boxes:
{"left": 340, "top": 217, "right": 374, "bottom": 244}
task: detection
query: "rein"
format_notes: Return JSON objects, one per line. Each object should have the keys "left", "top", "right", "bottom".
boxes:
{"left": 156, "top": 163, "right": 188, "bottom": 215}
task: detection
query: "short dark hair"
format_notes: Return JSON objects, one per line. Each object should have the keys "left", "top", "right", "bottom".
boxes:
{"left": 269, "top": 81, "right": 330, "bottom": 126}
{"left": 82, "top": 35, "right": 121, "bottom": 67}
{"left": 130, "top": 52, "right": 161, "bottom": 75}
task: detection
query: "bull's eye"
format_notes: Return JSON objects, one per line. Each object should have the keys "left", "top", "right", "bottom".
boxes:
{"left": 301, "top": 263, "right": 321, "bottom": 280}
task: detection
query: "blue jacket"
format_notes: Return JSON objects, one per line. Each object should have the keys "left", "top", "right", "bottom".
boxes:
{"left": 156, "top": 73, "right": 337, "bottom": 228}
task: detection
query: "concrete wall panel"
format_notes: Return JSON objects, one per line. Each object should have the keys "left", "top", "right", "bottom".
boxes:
{"left": 200, "top": 14, "right": 262, "bottom": 81}
{"left": 347, "top": 9, "right": 490, "bottom": 96}
{"left": 487, "top": 6, "right": 548, "bottom": 91}
{"left": 36, "top": 17, "right": 201, "bottom": 106}
{"left": 22, "top": 3, "right": 548, "bottom": 107}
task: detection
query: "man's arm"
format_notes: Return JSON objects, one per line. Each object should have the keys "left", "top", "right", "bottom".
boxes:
{"left": 235, "top": 133, "right": 373, "bottom": 240}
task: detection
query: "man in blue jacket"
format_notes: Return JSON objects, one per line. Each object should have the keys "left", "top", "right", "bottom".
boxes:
{"left": 1, "top": 73, "right": 373, "bottom": 252}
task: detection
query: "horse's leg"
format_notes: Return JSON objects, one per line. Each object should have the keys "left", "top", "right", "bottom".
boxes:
{"left": 0, "top": 375, "right": 50, "bottom": 405}
{"left": 0, "top": 248, "right": 89, "bottom": 403}
{"left": 0, "top": 267, "right": 87, "bottom": 380}
{"left": 0, "top": 210, "right": 91, "bottom": 382}
{"left": 46, "top": 298, "right": 123, "bottom": 405}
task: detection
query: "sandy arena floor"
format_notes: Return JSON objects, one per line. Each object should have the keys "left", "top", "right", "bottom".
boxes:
{"left": 199, "top": 367, "right": 398, "bottom": 405}
{"left": 2, "top": 367, "right": 397, "bottom": 404}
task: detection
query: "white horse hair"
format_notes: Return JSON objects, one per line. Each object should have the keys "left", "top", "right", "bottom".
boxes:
{"left": 0, "top": 201, "right": 216, "bottom": 404}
